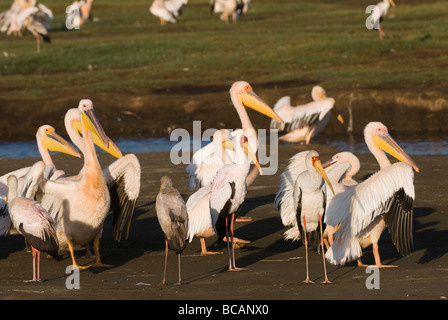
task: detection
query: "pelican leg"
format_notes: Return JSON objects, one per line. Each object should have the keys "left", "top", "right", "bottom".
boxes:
{"left": 302, "top": 217, "right": 314, "bottom": 284}
{"left": 162, "top": 239, "right": 168, "bottom": 285}
{"left": 228, "top": 213, "right": 247, "bottom": 272}
{"left": 319, "top": 216, "right": 331, "bottom": 284}
{"left": 90, "top": 237, "right": 112, "bottom": 268}
{"left": 372, "top": 243, "right": 397, "bottom": 268}
{"left": 200, "top": 238, "right": 223, "bottom": 255}
{"left": 68, "top": 240, "right": 90, "bottom": 270}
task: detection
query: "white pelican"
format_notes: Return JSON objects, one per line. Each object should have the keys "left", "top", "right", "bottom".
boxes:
{"left": 68, "top": 0, "right": 93, "bottom": 28}
{"left": 325, "top": 122, "right": 419, "bottom": 268}
{"left": 6, "top": 174, "right": 59, "bottom": 282}
{"left": 0, "top": 125, "right": 81, "bottom": 237}
{"left": 321, "top": 152, "right": 360, "bottom": 248}
{"left": 38, "top": 101, "right": 112, "bottom": 269}
{"left": 5, "top": 1, "right": 53, "bottom": 52}
{"left": 63, "top": 102, "right": 141, "bottom": 242}
{"left": 149, "top": 0, "right": 187, "bottom": 25}
{"left": 370, "top": 0, "right": 396, "bottom": 40}
{"left": 210, "top": 132, "right": 262, "bottom": 271}
{"left": 275, "top": 150, "right": 334, "bottom": 283}
{"left": 186, "top": 81, "right": 283, "bottom": 190}
{"left": 210, "top": 0, "right": 250, "bottom": 22}
{"left": 156, "top": 176, "right": 188, "bottom": 285}
{"left": 270, "top": 86, "right": 344, "bottom": 144}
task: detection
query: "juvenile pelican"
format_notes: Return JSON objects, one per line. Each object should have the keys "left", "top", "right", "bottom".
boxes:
{"left": 186, "top": 81, "right": 283, "bottom": 190}
{"left": 38, "top": 101, "right": 112, "bottom": 269}
{"left": 325, "top": 122, "right": 419, "bottom": 268}
{"left": 210, "top": 132, "right": 262, "bottom": 271}
{"left": 6, "top": 175, "right": 59, "bottom": 282}
{"left": 370, "top": 0, "right": 396, "bottom": 40}
{"left": 270, "top": 86, "right": 344, "bottom": 144}
{"left": 156, "top": 176, "right": 188, "bottom": 285}
{"left": 275, "top": 150, "right": 334, "bottom": 283}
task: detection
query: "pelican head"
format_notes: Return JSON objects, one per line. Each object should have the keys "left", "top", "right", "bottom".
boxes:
{"left": 74, "top": 100, "right": 123, "bottom": 158}
{"left": 323, "top": 151, "right": 359, "bottom": 171}
{"left": 36, "top": 125, "right": 81, "bottom": 158}
{"left": 311, "top": 86, "right": 328, "bottom": 101}
{"left": 231, "top": 81, "right": 284, "bottom": 123}
{"left": 309, "top": 150, "right": 335, "bottom": 195}
{"left": 365, "top": 122, "right": 419, "bottom": 172}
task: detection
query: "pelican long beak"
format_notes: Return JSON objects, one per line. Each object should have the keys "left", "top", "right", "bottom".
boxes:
{"left": 313, "top": 157, "right": 335, "bottom": 195}
{"left": 331, "top": 107, "right": 344, "bottom": 124}
{"left": 374, "top": 133, "right": 419, "bottom": 172}
{"left": 238, "top": 90, "right": 284, "bottom": 123}
{"left": 74, "top": 119, "right": 123, "bottom": 158}
{"left": 81, "top": 108, "right": 110, "bottom": 149}
{"left": 389, "top": 0, "right": 396, "bottom": 8}
{"left": 243, "top": 140, "right": 263, "bottom": 175}
{"left": 42, "top": 129, "right": 82, "bottom": 158}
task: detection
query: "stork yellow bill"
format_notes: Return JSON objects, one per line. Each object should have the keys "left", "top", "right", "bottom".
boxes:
{"left": 373, "top": 132, "right": 419, "bottom": 172}
{"left": 223, "top": 135, "right": 263, "bottom": 175}
{"left": 238, "top": 86, "right": 284, "bottom": 123}
{"left": 311, "top": 156, "right": 335, "bottom": 195}
{"left": 41, "top": 127, "right": 82, "bottom": 158}
{"left": 73, "top": 119, "right": 123, "bottom": 159}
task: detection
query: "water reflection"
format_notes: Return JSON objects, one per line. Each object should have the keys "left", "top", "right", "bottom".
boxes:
{"left": 0, "top": 133, "right": 447, "bottom": 159}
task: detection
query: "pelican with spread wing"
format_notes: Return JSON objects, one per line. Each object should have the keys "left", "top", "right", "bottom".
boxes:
{"left": 270, "top": 86, "right": 344, "bottom": 144}
{"left": 325, "top": 122, "right": 419, "bottom": 267}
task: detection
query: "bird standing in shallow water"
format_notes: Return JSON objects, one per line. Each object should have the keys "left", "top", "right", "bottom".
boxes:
{"left": 156, "top": 176, "right": 188, "bottom": 285}
{"left": 6, "top": 174, "right": 59, "bottom": 282}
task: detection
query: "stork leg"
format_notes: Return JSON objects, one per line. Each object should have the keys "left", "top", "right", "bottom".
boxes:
{"left": 378, "top": 24, "right": 385, "bottom": 40}
{"left": 90, "top": 237, "right": 112, "bottom": 268}
{"left": 372, "top": 243, "right": 397, "bottom": 268}
{"left": 302, "top": 217, "right": 314, "bottom": 283}
{"left": 162, "top": 239, "right": 168, "bottom": 285}
{"left": 227, "top": 213, "right": 247, "bottom": 271}
{"left": 319, "top": 216, "right": 331, "bottom": 284}
{"left": 25, "top": 247, "right": 41, "bottom": 282}
{"left": 176, "top": 252, "right": 182, "bottom": 285}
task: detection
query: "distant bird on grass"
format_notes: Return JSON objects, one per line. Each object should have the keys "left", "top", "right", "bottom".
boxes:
{"left": 149, "top": 0, "right": 187, "bottom": 25}
{"left": 67, "top": 0, "right": 94, "bottom": 28}
{"left": 270, "top": 86, "right": 344, "bottom": 144}
{"left": 0, "top": 0, "right": 53, "bottom": 52}
{"left": 210, "top": 0, "right": 250, "bottom": 23}
{"left": 370, "top": 0, "right": 396, "bottom": 40}
{"left": 6, "top": 175, "right": 59, "bottom": 282}
{"left": 156, "top": 176, "right": 188, "bottom": 285}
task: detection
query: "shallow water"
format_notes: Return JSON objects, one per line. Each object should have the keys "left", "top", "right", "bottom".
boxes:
{"left": 0, "top": 133, "right": 447, "bottom": 159}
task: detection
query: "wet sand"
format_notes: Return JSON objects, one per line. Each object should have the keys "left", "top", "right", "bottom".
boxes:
{"left": 0, "top": 143, "right": 447, "bottom": 302}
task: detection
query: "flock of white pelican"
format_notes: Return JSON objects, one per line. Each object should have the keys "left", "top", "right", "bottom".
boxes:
{"left": 0, "top": 80, "right": 419, "bottom": 285}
